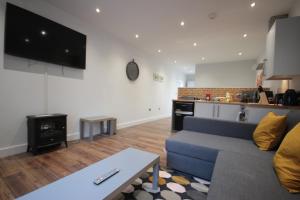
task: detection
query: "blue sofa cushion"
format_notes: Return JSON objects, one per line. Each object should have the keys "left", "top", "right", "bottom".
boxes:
{"left": 208, "top": 151, "right": 299, "bottom": 200}
{"left": 166, "top": 131, "right": 219, "bottom": 163}
{"left": 167, "top": 152, "right": 215, "bottom": 180}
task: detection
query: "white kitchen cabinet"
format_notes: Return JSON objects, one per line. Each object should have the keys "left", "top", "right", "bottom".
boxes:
{"left": 194, "top": 102, "right": 241, "bottom": 121}
{"left": 245, "top": 107, "right": 289, "bottom": 124}
{"left": 265, "top": 16, "right": 300, "bottom": 80}
{"left": 194, "top": 102, "right": 292, "bottom": 123}
{"left": 194, "top": 102, "right": 215, "bottom": 119}
{"left": 217, "top": 104, "right": 241, "bottom": 121}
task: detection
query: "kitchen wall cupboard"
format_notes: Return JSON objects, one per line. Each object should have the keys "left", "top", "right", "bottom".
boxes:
{"left": 265, "top": 16, "right": 300, "bottom": 80}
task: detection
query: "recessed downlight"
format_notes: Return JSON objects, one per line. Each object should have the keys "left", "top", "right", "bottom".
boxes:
{"left": 135, "top": 34, "right": 139, "bottom": 39}
{"left": 25, "top": 38, "right": 30, "bottom": 43}
{"left": 201, "top": 57, "right": 205, "bottom": 61}
{"left": 158, "top": 49, "right": 161, "bottom": 53}
{"left": 193, "top": 42, "right": 197, "bottom": 47}
{"left": 243, "top": 33, "right": 248, "bottom": 38}
{"left": 180, "top": 21, "right": 185, "bottom": 26}
{"left": 250, "top": 1, "right": 256, "bottom": 7}
{"left": 238, "top": 52, "right": 243, "bottom": 56}
{"left": 96, "top": 8, "right": 101, "bottom": 13}
{"left": 174, "top": 60, "right": 177, "bottom": 64}
{"left": 41, "top": 30, "right": 47, "bottom": 36}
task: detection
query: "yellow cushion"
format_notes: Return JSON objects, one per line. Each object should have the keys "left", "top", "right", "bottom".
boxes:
{"left": 273, "top": 123, "right": 300, "bottom": 193}
{"left": 253, "top": 112, "right": 287, "bottom": 151}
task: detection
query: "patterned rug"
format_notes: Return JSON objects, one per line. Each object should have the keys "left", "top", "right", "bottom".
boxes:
{"left": 113, "top": 167, "right": 210, "bottom": 200}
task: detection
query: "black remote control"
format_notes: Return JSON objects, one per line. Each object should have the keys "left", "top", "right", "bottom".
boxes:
{"left": 93, "top": 168, "right": 120, "bottom": 185}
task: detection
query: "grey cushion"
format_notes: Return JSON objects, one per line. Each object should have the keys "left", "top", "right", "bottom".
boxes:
{"left": 167, "top": 152, "right": 215, "bottom": 180}
{"left": 208, "top": 151, "right": 299, "bottom": 200}
{"left": 286, "top": 110, "right": 300, "bottom": 131}
{"left": 166, "top": 131, "right": 274, "bottom": 162}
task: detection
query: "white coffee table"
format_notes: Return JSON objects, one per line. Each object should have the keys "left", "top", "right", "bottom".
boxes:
{"left": 17, "top": 148, "right": 160, "bottom": 200}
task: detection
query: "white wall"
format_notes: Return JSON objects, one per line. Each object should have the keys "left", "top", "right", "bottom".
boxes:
{"left": 185, "top": 74, "right": 195, "bottom": 87}
{"left": 195, "top": 60, "right": 256, "bottom": 88}
{"left": 0, "top": 0, "right": 185, "bottom": 157}
{"left": 290, "top": 0, "right": 300, "bottom": 17}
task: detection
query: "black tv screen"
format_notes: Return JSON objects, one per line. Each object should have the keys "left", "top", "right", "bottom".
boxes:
{"left": 4, "top": 3, "right": 86, "bottom": 69}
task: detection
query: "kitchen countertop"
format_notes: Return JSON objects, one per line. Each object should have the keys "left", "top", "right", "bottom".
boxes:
{"left": 173, "top": 99, "right": 300, "bottom": 110}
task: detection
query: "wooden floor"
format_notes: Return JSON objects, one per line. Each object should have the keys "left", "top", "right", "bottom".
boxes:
{"left": 0, "top": 118, "right": 172, "bottom": 200}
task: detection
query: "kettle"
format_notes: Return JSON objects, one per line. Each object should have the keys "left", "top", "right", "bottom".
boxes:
{"left": 283, "top": 89, "right": 298, "bottom": 106}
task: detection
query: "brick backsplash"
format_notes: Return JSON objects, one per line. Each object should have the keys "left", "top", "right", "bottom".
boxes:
{"left": 178, "top": 87, "right": 259, "bottom": 101}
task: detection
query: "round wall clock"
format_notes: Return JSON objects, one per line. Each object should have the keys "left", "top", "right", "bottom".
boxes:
{"left": 126, "top": 59, "right": 139, "bottom": 81}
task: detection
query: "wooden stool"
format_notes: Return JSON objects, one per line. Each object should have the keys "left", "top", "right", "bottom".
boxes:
{"left": 80, "top": 116, "right": 117, "bottom": 140}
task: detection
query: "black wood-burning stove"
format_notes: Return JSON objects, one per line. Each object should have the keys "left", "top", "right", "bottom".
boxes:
{"left": 27, "top": 114, "right": 68, "bottom": 155}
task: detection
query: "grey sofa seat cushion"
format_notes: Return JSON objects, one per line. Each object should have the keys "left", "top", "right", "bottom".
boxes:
{"left": 166, "top": 131, "right": 274, "bottom": 163}
{"left": 208, "top": 151, "right": 299, "bottom": 200}
{"left": 286, "top": 110, "right": 300, "bottom": 131}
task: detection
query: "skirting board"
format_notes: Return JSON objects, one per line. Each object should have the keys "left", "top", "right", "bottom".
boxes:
{"left": 0, "top": 114, "right": 170, "bottom": 158}
{"left": 117, "top": 114, "right": 170, "bottom": 129}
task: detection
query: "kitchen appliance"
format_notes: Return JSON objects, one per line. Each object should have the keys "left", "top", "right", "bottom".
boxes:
{"left": 240, "top": 91, "right": 259, "bottom": 103}
{"left": 172, "top": 101, "right": 194, "bottom": 131}
{"left": 265, "top": 91, "right": 274, "bottom": 104}
{"left": 297, "top": 91, "right": 300, "bottom": 105}
{"left": 179, "top": 96, "right": 199, "bottom": 100}
{"left": 274, "top": 93, "right": 284, "bottom": 105}
{"left": 236, "top": 106, "right": 247, "bottom": 122}
{"left": 283, "top": 89, "right": 298, "bottom": 106}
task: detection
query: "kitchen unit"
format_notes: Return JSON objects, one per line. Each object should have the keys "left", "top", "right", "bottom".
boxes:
{"left": 194, "top": 102, "right": 241, "bottom": 121}
{"left": 265, "top": 16, "right": 300, "bottom": 80}
{"left": 194, "top": 101, "right": 296, "bottom": 123}
{"left": 245, "top": 106, "right": 289, "bottom": 124}
{"left": 172, "top": 100, "right": 194, "bottom": 131}
{"left": 172, "top": 99, "right": 300, "bottom": 131}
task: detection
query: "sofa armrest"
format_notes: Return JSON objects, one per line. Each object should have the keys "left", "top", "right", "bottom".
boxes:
{"left": 183, "top": 116, "right": 257, "bottom": 140}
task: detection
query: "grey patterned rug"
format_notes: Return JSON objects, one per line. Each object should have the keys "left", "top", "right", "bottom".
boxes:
{"left": 113, "top": 167, "right": 210, "bottom": 200}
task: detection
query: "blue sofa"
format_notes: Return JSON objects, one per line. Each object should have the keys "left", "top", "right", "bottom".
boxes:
{"left": 166, "top": 113, "right": 300, "bottom": 200}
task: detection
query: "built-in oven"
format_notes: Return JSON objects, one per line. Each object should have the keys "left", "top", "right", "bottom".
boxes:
{"left": 172, "top": 101, "right": 194, "bottom": 131}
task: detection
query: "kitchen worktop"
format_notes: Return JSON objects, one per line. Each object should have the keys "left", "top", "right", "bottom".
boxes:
{"left": 173, "top": 99, "right": 300, "bottom": 110}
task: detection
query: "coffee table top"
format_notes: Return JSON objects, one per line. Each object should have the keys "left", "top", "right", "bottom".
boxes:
{"left": 17, "top": 148, "right": 159, "bottom": 200}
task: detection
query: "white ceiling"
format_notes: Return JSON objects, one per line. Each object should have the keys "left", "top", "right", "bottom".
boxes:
{"left": 44, "top": 0, "right": 295, "bottom": 72}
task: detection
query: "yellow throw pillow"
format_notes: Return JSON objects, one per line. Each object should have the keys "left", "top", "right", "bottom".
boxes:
{"left": 253, "top": 112, "right": 287, "bottom": 151}
{"left": 273, "top": 122, "right": 300, "bottom": 193}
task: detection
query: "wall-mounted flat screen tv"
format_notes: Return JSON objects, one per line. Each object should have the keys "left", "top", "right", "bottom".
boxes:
{"left": 4, "top": 3, "right": 87, "bottom": 69}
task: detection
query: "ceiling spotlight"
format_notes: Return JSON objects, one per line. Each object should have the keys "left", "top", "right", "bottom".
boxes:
{"left": 96, "top": 8, "right": 101, "bottom": 13}
{"left": 65, "top": 49, "right": 70, "bottom": 53}
{"left": 243, "top": 33, "right": 248, "bottom": 38}
{"left": 174, "top": 60, "right": 177, "bottom": 64}
{"left": 250, "top": 1, "right": 256, "bottom": 8}
{"left": 135, "top": 34, "right": 139, "bottom": 39}
{"left": 193, "top": 42, "right": 197, "bottom": 47}
{"left": 180, "top": 21, "right": 185, "bottom": 26}
{"left": 238, "top": 52, "right": 243, "bottom": 56}
{"left": 201, "top": 57, "right": 205, "bottom": 61}
{"left": 24, "top": 38, "right": 30, "bottom": 43}
{"left": 158, "top": 49, "right": 161, "bottom": 53}
{"left": 41, "top": 30, "right": 47, "bottom": 36}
